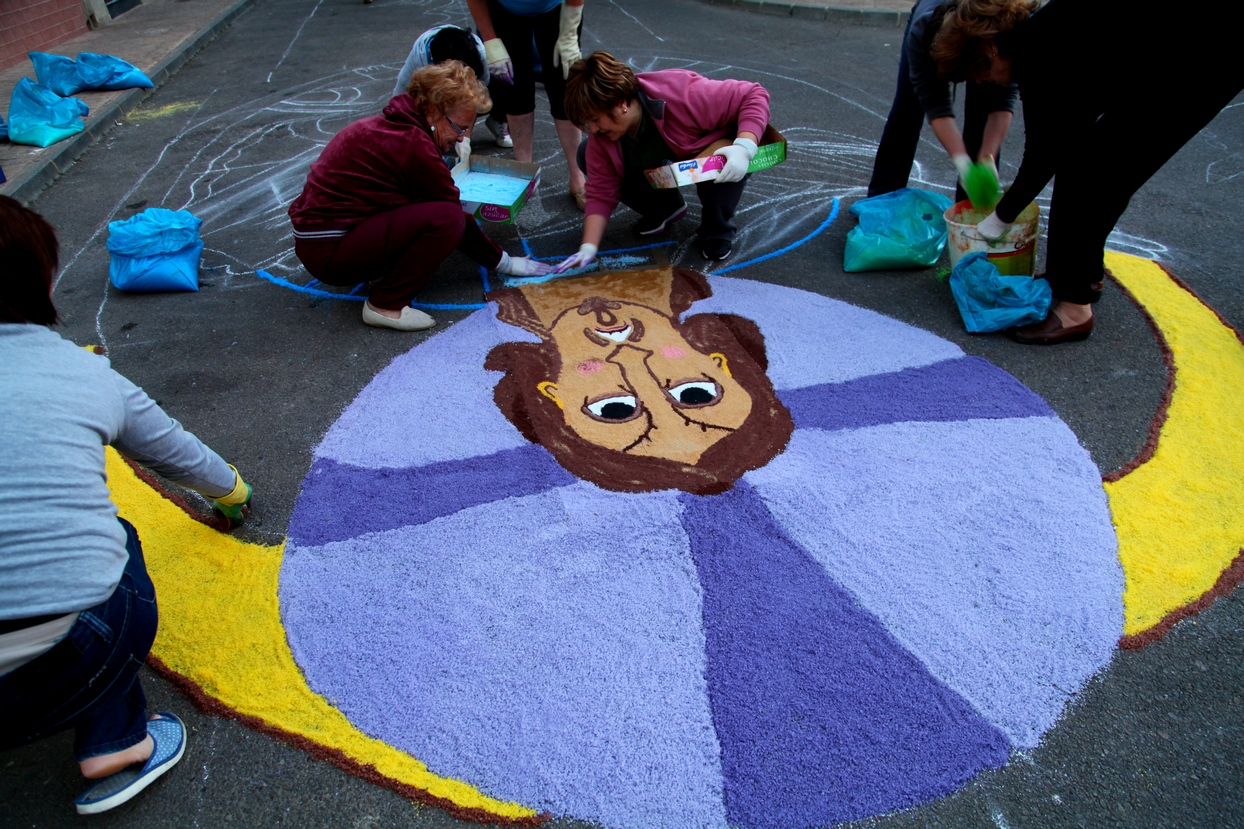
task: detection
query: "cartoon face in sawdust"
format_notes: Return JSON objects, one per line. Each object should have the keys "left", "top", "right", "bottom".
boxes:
{"left": 485, "top": 267, "right": 795, "bottom": 494}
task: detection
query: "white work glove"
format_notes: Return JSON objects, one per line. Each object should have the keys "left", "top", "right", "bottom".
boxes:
{"left": 976, "top": 211, "right": 1010, "bottom": 241}
{"left": 715, "top": 137, "right": 758, "bottom": 184}
{"left": 554, "top": 243, "right": 598, "bottom": 274}
{"left": 496, "top": 251, "right": 555, "bottom": 276}
{"left": 551, "top": 2, "right": 584, "bottom": 79}
{"left": 454, "top": 137, "right": 471, "bottom": 165}
{"left": 951, "top": 153, "right": 972, "bottom": 184}
{"left": 484, "top": 38, "right": 513, "bottom": 85}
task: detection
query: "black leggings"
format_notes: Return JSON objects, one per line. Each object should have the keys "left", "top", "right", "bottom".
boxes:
{"left": 487, "top": 0, "right": 572, "bottom": 120}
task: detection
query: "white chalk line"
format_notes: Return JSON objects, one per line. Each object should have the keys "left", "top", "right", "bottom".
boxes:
{"left": 267, "top": 0, "right": 326, "bottom": 84}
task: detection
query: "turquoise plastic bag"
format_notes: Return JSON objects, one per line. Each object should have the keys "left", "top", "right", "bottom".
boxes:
{"left": 30, "top": 52, "right": 154, "bottom": 96}
{"left": 107, "top": 208, "right": 203, "bottom": 293}
{"left": 7, "top": 78, "right": 89, "bottom": 148}
{"left": 844, "top": 188, "right": 954, "bottom": 272}
{"left": 949, "top": 252, "right": 1051, "bottom": 333}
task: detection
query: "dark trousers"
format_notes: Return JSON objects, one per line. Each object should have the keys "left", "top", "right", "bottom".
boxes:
{"left": 1044, "top": 77, "right": 1244, "bottom": 304}
{"left": 0, "top": 519, "right": 156, "bottom": 761}
{"left": 294, "top": 202, "right": 466, "bottom": 311}
{"left": 577, "top": 139, "right": 749, "bottom": 244}
{"left": 486, "top": 0, "right": 574, "bottom": 120}
{"left": 867, "top": 21, "right": 996, "bottom": 201}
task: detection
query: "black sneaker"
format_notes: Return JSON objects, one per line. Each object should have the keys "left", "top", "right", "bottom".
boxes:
{"left": 633, "top": 203, "right": 688, "bottom": 236}
{"left": 700, "top": 239, "right": 733, "bottom": 262}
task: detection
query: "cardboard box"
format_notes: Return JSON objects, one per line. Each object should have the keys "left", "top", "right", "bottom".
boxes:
{"left": 644, "top": 125, "right": 787, "bottom": 189}
{"left": 452, "top": 155, "right": 541, "bottom": 224}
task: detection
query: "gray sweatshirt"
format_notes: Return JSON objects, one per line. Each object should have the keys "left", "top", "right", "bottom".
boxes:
{"left": 0, "top": 324, "right": 236, "bottom": 619}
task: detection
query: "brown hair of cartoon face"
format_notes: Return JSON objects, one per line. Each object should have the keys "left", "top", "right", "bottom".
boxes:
{"left": 484, "top": 267, "right": 794, "bottom": 495}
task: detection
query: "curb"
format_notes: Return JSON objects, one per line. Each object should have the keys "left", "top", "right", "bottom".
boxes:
{"left": 8, "top": 0, "right": 259, "bottom": 205}
{"left": 697, "top": 0, "right": 910, "bottom": 26}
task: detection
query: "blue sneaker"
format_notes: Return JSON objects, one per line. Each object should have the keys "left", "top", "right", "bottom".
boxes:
{"left": 74, "top": 712, "right": 187, "bottom": 815}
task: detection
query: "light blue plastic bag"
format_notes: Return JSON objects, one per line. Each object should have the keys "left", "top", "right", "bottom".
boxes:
{"left": 30, "top": 52, "right": 154, "bottom": 96}
{"left": 949, "top": 252, "right": 1052, "bottom": 333}
{"left": 844, "top": 188, "right": 954, "bottom": 272}
{"left": 7, "top": 77, "right": 89, "bottom": 148}
{"left": 107, "top": 208, "right": 203, "bottom": 292}
{"left": 0, "top": 112, "right": 8, "bottom": 141}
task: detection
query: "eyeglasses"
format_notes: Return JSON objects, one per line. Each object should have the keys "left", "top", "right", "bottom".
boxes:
{"left": 442, "top": 113, "right": 469, "bottom": 138}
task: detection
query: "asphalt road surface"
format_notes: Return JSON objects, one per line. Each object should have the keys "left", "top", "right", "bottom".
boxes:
{"left": 3, "top": 1, "right": 1242, "bottom": 827}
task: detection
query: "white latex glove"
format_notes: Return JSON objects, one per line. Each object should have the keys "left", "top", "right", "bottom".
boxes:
{"left": 484, "top": 38, "right": 513, "bottom": 84}
{"left": 553, "top": 243, "right": 598, "bottom": 274}
{"left": 951, "top": 153, "right": 972, "bottom": 184}
{"left": 496, "top": 252, "right": 555, "bottom": 277}
{"left": 551, "top": 2, "right": 584, "bottom": 80}
{"left": 454, "top": 137, "right": 471, "bottom": 164}
{"left": 715, "top": 137, "right": 758, "bottom": 184}
{"left": 976, "top": 211, "right": 1010, "bottom": 241}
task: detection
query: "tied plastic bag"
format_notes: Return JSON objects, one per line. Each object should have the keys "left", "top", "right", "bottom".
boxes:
{"left": 7, "top": 77, "right": 89, "bottom": 148}
{"left": 949, "top": 252, "right": 1052, "bottom": 333}
{"left": 30, "top": 52, "right": 154, "bottom": 96}
{"left": 844, "top": 188, "right": 954, "bottom": 272}
{"left": 107, "top": 208, "right": 204, "bottom": 292}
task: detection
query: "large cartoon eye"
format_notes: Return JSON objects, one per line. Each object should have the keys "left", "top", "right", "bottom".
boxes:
{"left": 583, "top": 394, "right": 642, "bottom": 422}
{"left": 668, "top": 381, "right": 720, "bottom": 407}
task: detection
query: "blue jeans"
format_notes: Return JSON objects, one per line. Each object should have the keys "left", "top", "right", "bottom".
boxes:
{"left": 0, "top": 518, "right": 157, "bottom": 761}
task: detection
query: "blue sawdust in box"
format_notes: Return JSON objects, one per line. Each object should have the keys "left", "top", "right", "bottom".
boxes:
{"left": 453, "top": 155, "right": 540, "bottom": 224}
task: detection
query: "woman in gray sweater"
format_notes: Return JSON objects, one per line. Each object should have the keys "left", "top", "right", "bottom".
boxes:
{"left": 0, "top": 196, "right": 252, "bottom": 814}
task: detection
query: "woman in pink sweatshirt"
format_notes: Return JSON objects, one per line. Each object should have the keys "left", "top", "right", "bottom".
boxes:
{"left": 557, "top": 52, "right": 770, "bottom": 268}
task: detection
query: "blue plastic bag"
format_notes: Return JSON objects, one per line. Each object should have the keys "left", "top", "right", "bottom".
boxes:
{"left": 107, "top": 208, "right": 203, "bottom": 292}
{"left": 0, "top": 112, "right": 8, "bottom": 141}
{"left": 844, "top": 188, "right": 954, "bottom": 272}
{"left": 7, "top": 77, "right": 89, "bottom": 148}
{"left": 949, "top": 252, "right": 1052, "bottom": 333}
{"left": 30, "top": 52, "right": 154, "bottom": 96}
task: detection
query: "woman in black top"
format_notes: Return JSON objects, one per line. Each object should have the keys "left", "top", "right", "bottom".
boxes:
{"left": 933, "top": 0, "right": 1244, "bottom": 344}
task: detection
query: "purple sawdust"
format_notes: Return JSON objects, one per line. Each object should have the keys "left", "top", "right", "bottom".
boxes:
{"left": 745, "top": 418, "right": 1122, "bottom": 748}
{"left": 780, "top": 356, "right": 1053, "bottom": 431}
{"left": 679, "top": 482, "right": 1010, "bottom": 828}
{"left": 282, "top": 484, "right": 728, "bottom": 829}
{"left": 694, "top": 276, "right": 965, "bottom": 389}
{"left": 288, "top": 446, "right": 575, "bottom": 547}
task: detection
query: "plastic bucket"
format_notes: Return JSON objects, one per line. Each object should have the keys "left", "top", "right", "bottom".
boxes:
{"left": 944, "top": 200, "right": 1040, "bottom": 276}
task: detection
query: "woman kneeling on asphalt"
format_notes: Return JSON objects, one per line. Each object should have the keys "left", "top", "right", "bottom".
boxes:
{"left": 289, "top": 61, "right": 550, "bottom": 332}
{"left": 931, "top": 0, "right": 1244, "bottom": 345}
{"left": 0, "top": 196, "right": 253, "bottom": 815}
{"left": 556, "top": 51, "right": 771, "bottom": 271}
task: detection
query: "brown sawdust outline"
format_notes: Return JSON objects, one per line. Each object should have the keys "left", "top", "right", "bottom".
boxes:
{"left": 1104, "top": 265, "right": 1244, "bottom": 650}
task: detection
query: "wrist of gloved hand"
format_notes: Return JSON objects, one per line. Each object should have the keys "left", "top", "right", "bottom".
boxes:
{"left": 715, "top": 137, "right": 758, "bottom": 184}
{"left": 553, "top": 3, "right": 584, "bottom": 78}
{"left": 212, "top": 464, "right": 252, "bottom": 529}
{"left": 496, "top": 251, "right": 555, "bottom": 277}
{"left": 952, "top": 153, "right": 972, "bottom": 182}
{"left": 554, "top": 243, "right": 598, "bottom": 273}
{"left": 454, "top": 137, "right": 471, "bottom": 163}
{"left": 976, "top": 211, "right": 1010, "bottom": 241}
{"left": 483, "top": 38, "right": 513, "bottom": 83}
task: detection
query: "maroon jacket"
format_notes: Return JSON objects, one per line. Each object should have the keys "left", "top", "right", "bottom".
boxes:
{"left": 288, "top": 94, "right": 501, "bottom": 267}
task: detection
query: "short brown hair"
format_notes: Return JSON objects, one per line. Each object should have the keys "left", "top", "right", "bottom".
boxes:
{"left": 564, "top": 51, "right": 640, "bottom": 127}
{"left": 0, "top": 195, "right": 59, "bottom": 325}
{"left": 406, "top": 60, "right": 491, "bottom": 116}
{"left": 931, "top": 0, "right": 1040, "bottom": 81}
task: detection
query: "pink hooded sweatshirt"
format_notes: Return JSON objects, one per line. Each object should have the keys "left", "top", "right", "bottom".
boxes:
{"left": 583, "top": 69, "right": 771, "bottom": 219}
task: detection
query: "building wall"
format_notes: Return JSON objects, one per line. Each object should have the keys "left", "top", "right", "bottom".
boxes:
{"left": 0, "top": 0, "right": 89, "bottom": 72}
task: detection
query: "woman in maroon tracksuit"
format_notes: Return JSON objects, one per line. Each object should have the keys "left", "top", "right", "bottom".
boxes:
{"left": 289, "top": 61, "right": 549, "bottom": 332}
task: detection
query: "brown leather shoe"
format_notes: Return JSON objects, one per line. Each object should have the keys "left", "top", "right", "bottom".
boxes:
{"left": 1007, "top": 309, "right": 1094, "bottom": 345}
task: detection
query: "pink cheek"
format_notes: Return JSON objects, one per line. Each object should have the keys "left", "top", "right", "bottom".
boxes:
{"left": 577, "top": 359, "right": 606, "bottom": 375}
{"left": 661, "top": 345, "right": 686, "bottom": 359}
